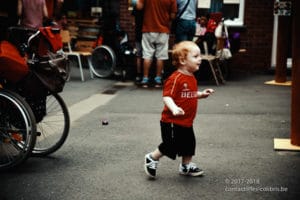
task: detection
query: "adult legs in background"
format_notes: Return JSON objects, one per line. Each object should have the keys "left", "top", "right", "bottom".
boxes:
{"left": 141, "top": 33, "right": 169, "bottom": 88}
{"left": 175, "top": 19, "right": 196, "bottom": 43}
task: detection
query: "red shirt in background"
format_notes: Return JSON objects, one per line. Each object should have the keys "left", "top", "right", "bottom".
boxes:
{"left": 46, "top": 0, "right": 54, "bottom": 18}
{"left": 139, "top": 0, "right": 177, "bottom": 33}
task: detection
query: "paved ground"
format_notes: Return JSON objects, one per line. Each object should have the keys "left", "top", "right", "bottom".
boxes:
{"left": 0, "top": 69, "right": 299, "bottom": 200}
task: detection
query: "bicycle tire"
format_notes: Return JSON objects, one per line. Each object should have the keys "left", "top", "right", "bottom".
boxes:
{"left": 91, "top": 45, "right": 116, "bottom": 78}
{"left": 31, "top": 93, "right": 70, "bottom": 156}
{"left": 0, "top": 89, "right": 37, "bottom": 170}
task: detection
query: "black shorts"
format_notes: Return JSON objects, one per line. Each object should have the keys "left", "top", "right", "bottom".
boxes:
{"left": 158, "top": 121, "right": 196, "bottom": 160}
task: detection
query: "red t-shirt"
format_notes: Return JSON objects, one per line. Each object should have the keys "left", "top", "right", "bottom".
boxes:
{"left": 140, "top": 0, "right": 177, "bottom": 33}
{"left": 161, "top": 71, "right": 198, "bottom": 127}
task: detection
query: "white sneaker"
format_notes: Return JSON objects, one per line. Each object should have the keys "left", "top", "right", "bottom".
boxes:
{"left": 179, "top": 162, "right": 204, "bottom": 177}
{"left": 144, "top": 153, "right": 158, "bottom": 178}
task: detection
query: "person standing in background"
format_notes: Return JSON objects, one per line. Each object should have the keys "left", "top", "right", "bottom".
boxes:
{"left": 210, "top": 0, "right": 223, "bottom": 13}
{"left": 45, "top": 0, "right": 55, "bottom": 19}
{"left": 45, "top": 0, "right": 66, "bottom": 28}
{"left": 45, "top": 0, "right": 64, "bottom": 20}
{"left": 175, "top": 0, "right": 198, "bottom": 43}
{"left": 136, "top": 0, "right": 177, "bottom": 88}
{"left": 18, "top": 0, "right": 48, "bottom": 29}
{"left": 131, "top": 1, "right": 144, "bottom": 84}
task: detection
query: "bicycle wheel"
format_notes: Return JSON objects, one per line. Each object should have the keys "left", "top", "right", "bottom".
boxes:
{"left": 91, "top": 45, "right": 116, "bottom": 78}
{"left": 31, "top": 93, "right": 70, "bottom": 156}
{"left": 0, "top": 89, "right": 37, "bottom": 170}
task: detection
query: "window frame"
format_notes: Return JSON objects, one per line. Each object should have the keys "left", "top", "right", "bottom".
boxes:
{"left": 223, "top": 0, "right": 245, "bottom": 27}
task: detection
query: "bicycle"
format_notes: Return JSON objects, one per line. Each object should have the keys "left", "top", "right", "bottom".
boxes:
{"left": 32, "top": 92, "right": 70, "bottom": 156}
{"left": 0, "top": 26, "right": 70, "bottom": 170}
{"left": 0, "top": 87, "right": 37, "bottom": 170}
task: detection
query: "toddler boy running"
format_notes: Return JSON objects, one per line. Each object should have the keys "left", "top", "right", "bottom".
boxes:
{"left": 144, "top": 41, "right": 214, "bottom": 178}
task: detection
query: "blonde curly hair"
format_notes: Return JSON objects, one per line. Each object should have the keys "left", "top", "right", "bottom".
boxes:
{"left": 171, "top": 41, "right": 200, "bottom": 67}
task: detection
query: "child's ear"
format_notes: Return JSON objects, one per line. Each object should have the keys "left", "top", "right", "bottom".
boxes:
{"left": 179, "top": 56, "right": 186, "bottom": 65}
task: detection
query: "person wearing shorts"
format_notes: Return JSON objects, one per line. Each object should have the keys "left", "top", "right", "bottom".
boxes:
{"left": 131, "top": 5, "right": 144, "bottom": 83}
{"left": 144, "top": 41, "right": 214, "bottom": 178}
{"left": 136, "top": 0, "right": 177, "bottom": 88}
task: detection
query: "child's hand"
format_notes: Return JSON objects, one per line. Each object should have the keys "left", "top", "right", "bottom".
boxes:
{"left": 205, "top": 88, "right": 214, "bottom": 94}
{"left": 172, "top": 107, "right": 185, "bottom": 116}
{"left": 200, "top": 89, "right": 215, "bottom": 98}
{"left": 163, "top": 96, "right": 185, "bottom": 116}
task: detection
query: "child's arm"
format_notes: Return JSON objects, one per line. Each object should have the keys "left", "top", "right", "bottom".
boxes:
{"left": 163, "top": 97, "right": 185, "bottom": 116}
{"left": 197, "top": 89, "right": 215, "bottom": 99}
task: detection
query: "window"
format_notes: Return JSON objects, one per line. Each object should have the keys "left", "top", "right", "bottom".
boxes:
{"left": 197, "top": 0, "right": 245, "bottom": 27}
{"left": 223, "top": 0, "right": 245, "bottom": 27}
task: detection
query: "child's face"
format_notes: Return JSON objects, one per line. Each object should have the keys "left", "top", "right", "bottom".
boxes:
{"left": 200, "top": 17, "right": 207, "bottom": 26}
{"left": 185, "top": 45, "right": 202, "bottom": 73}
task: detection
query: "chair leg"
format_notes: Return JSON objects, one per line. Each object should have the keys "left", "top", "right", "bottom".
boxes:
{"left": 215, "top": 60, "right": 225, "bottom": 84}
{"left": 76, "top": 55, "right": 85, "bottom": 81}
{"left": 87, "top": 56, "right": 94, "bottom": 79}
{"left": 208, "top": 60, "right": 219, "bottom": 85}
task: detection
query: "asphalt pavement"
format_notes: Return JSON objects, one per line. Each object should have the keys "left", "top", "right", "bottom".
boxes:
{"left": 0, "top": 68, "right": 299, "bottom": 200}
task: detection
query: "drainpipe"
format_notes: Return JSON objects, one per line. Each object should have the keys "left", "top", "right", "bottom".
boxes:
{"left": 291, "top": 0, "right": 300, "bottom": 146}
{"left": 275, "top": 1, "right": 292, "bottom": 83}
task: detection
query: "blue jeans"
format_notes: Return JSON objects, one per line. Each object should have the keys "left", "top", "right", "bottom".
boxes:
{"left": 175, "top": 19, "right": 196, "bottom": 43}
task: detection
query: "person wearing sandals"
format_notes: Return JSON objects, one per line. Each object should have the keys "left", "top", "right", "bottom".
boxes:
{"left": 144, "top": 41, "right": 214, "bottom": 178}
{"left": 136, "top": 0, "right": 177, "bottom": 88}
{"left": 131, "top": 1, "right": 144, "bottom": 84}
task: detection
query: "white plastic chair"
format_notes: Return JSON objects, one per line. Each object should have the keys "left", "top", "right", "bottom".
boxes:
{"left": 201, "top": 40, "right": 225, "bottom": 85}
{"left": 60, "top": 30, "right": 94, "bottom": 81}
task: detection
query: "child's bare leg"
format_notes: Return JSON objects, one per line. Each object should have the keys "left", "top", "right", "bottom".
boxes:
{"left": 150, "top": 148, "right": 163, "bottom": 160}
{"left": 182, "top": 156, "right": 192, "bottom": 165}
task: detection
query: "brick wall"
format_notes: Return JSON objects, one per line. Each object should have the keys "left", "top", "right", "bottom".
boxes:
{"left": 119, "top": 0, "right": 135, "bottom": 44}
{"left": 119, "top": 0, "right": 276, "bottom": 72}
{"left": 233, "top": 0, "right": 275, "bottom": 71}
